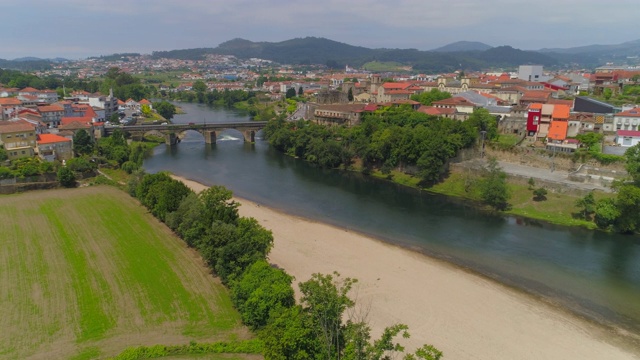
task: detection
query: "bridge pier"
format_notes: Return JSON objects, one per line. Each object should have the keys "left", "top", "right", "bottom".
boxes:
{"left": 242, "top": 130, "right": 255, "bottom": 143}
{"left": 203, "top": 130, "right": 217, "bottom": 144}
{"left": 165, "top": 132, "right": 178, "bottom": 145}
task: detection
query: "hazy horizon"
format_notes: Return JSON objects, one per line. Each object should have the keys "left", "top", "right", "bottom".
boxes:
{"left": 2, "top": 0, "right": 638, "bottom": 59}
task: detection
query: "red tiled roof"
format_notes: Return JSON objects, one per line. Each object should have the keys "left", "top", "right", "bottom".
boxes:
{"left": 615, "top": 108, "right": 640, "bottom": 117}
{"left": 61, "top": 116, "right": 92, "bottom": 127}
{"left": 548, "top": 120, "right": 568, "bottom": 141}
{"left": 433, "top": 97, "right": 475, "bottom": 106}
{"left": 0, "top": 98, "right": 22, "bottom": 106}
{"left": 528, "top": 103, "right": 543, "bottom": 110}
{"left": 37, "top": 133, "right": 71, "bottom": 144}
{"left": 37, "top": 105, "right": 64, "bottom": 113}
{"left": 617, "top": 130, "right": 640, "bottom": 137}
{"left": 19, "top": 87, "right": 39, "bottom": 92}
{"left": 363, "top": 104, "right": 379, "bottom": 111}
{"left": 139, "top": 99, "right": 151, "bottom": 105}
{"left": 0, "top": 119, "right": 35, "bottom": 133}
{"left": 552, "top": 104, "right": 571, "bottom": 119}
{"left": 382, "top": 82, "right": 412, "bottom": 90}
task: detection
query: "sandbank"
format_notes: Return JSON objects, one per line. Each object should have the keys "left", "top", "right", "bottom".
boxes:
{"left": 173, "top": 175, "right": 639, "bottom": 360}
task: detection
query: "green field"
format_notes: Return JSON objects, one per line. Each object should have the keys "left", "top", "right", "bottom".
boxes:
{"left": 0, "top": 187, "right": 251, "bottom": 359}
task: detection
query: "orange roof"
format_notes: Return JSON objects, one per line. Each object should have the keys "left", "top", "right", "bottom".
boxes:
{"left": 19, "top": 87, "right": 39, "bottom": 92}
{"left": 37, "top": 105, "right": 64, "bottom": 113}
{"left": 382, "top": 82, "right": 412, "bottom": 90}
{"left": 139, "top": 99, "right": 151, "bottom": 105}
{"left": 552, "top": 104, "right": 571, "bottom": 119}
{"left": 615, "top": 108, "right": 640, "bottom": 117}
{"left": 0, "top": 98, "right": 22, "bottom": 106}
{"left": 548, "top": 120, "right": 568, "bottom": 141}
{"left": 37, "top": 133, "right": 71, "bottom": 144}
{"left": 61, "top": 116, "right": 92, "bottom": 127}
{"left": 0, "top": 119, "right": 35, "bottom": 133}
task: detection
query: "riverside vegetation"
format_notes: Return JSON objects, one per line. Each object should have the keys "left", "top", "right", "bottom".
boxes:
{"left": 125, "top": 170, "right": 444, "bottom": 359}
{"left": 263, "top": 105, "right": 640, "bottom": 234}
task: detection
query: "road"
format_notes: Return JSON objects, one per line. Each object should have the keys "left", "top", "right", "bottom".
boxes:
{"left": 458, "top": 159, "right": 612, "bottom": 193}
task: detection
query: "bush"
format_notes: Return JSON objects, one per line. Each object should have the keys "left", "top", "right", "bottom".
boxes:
{"left": 532, "top": 187, "right": 548, "bottom": 201}
{"left": 57, "top": 167, "right": 76, "bottom": 188}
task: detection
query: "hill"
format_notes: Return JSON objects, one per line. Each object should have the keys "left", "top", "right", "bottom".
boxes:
{"left": 432, "top": 41, "right": 493, "bottom": 52}
{"left": 151, "top": 37, "right": 561, "bottom": 72}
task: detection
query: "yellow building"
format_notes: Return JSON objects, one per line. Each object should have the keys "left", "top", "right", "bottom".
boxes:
{"left": 0, "top": 119, "right": 36, "bottom": 160}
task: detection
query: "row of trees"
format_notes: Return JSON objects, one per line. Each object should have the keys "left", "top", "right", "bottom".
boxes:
{"left": 265, "top": 106, "right": 497, "bottom": 186}
{"left": 166, "top": 80, "right": 257, "bottom": 108}
{"left": 126, "top": 172, "right": 443, "bottom": 359}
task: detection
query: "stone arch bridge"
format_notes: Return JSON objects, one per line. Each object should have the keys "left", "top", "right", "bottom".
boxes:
{"left": 105, "top": 121, "right": 267, "bottom": 145}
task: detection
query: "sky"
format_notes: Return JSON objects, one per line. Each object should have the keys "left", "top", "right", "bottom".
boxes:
{"left": 1, "top": 0, "right": 638, "bottom": 59}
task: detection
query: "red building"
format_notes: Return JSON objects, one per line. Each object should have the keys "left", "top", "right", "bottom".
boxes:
{"left": 526, "top": 103, "right": 542, "bottom": 136}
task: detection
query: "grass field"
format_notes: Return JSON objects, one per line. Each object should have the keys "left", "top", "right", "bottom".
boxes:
{"left": 0, "top": 186, "right": 251, "bottom": 359}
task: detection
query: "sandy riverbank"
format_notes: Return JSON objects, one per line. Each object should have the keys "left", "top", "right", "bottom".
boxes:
{"left": 173, "top": 175, "right": 639, "bottom": 360}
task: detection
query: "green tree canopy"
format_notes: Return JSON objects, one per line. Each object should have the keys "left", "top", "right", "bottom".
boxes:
{"left": 479, "top": 158, "right": 510, "bottom": 210}
{"left": 72, "top": 129, "right": 93, "bottom": 156}
{"left": 155, "top": 100, "right": 177, "bottom": 120}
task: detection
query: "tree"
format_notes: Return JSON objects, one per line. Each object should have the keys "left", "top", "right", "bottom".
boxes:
{"left": 575, "top": 192, "right": 596, "bottom": 220}
{"left": 57, "top": 167, "right": 76, "bottom": 187}
{"left": 527, "top": 177, "right": 535, "bottom": 190}
{"left": 467, "top": 108, "right": 498, "bottom": 140}
{"left": 215, "top": 217, "right": 274, "bottom": 282}
{"left": 613, "top": 185, "right": 640, "bottom": 233}
{"left": 260, "top": 306, "right": 322, "bottom": 360}
{"left": 347, "top": 87, "right": 354, "bottom": 102}
{"left": 532, "top": 187, "right": 547, "bottom": 201}
{"left": 285, "top": 87, "right": 297, "bottom": 99}
{"left": 192, "top": 80, "right": 207, "bottom": 93}
{"left": 155, "top": 100, "right": 177, "bottom": 120}
{"left": 624, "top": 144, "right": 640, "bottom": 185}
{"left": 410, "top": 89, "right": 452, "bottom": 106}
{"left": 300, "top": 272, "right": 356, "bottom": 360}
{"left": 230, "top": 260, "right": 295, "bottom": 329}
{"left": 298, "top": 86, "right": 303, "bottom": 96}
{"left": 603, "top": 88, "right": 613, "bottom": 100}
{"left": 594, "top": 198, "right": 619, "bottom": 230}
{"left": 140, "top": 104, "right": 152, "bottom": 117}
{"left": 478, "top": 157, "right": 510, "bottom": 210}
{"left": 72, "top": 129, "right": 93, "bottom": 156}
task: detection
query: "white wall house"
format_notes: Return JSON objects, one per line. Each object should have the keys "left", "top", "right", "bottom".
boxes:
{"left": 615, "top": 130, "right": 640, "bottom": 147}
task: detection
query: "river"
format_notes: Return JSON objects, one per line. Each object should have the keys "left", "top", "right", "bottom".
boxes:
{"left": 143, "top": 102, "right": 640, "bottom": 340}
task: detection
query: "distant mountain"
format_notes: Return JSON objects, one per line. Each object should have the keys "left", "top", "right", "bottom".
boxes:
{"left": 432, "top": 41, "right": 493, "bottom": 52}
{"left": 151, "top": 37, "right": 564, "bottom": 73}
{"left": 539, "top": 39, "right": 640, "bottom": 66}
{"left": 539, "top": 39, "right": 640, "bottom": 55}
{"left": 0, "top": 58, "right": 53, "bottom": 71}
{"left": 12, "top": 57, "right": 43, "bottom": 62}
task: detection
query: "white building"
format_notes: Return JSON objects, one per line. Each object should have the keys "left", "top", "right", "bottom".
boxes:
{"left": 615, "top": 130, "right": 640, "bottom": 147}
{"left": 613, "top": 108, "right": 640, "bottom": 132}
{"left": 518, "top": 65, "right": 543, "bottom": 82}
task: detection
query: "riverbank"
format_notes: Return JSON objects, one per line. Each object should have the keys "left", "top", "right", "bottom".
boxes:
{"left": 172, "top": 174, "right": 639, "bottom": 360}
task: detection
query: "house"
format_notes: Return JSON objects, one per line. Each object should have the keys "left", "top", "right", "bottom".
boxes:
{"left": 0, "top": 119, "right": 37, "bottom": 160}
{"left": 0, "top": 97, "right": 22, "bottom": 120}
{"left": 36, "top": 134, "right": 73, "bottom": 161}
{"left": 615, "top": 130, "right": 640, "bottom": 147}
{"left": 613, "top": 107, "right": 640, "bottom": 132}
{"left": 432, "top": 96, "right": 476, "bottom": 115}
{"left": 313, "top": 104, "right": 366, "bottom": 126}
{"left": 37, "top": 104, "right": 65, "bottom": 128}
{"left": 139, "top": 99, "right": 152, "bottom": 110}
{"left": 526, "top": 103, "right": 542, "bottom": 136}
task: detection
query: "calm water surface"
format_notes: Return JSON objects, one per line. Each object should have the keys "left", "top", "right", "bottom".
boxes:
{"left": 144, "top": 102, "right": 640, "bottom": 339}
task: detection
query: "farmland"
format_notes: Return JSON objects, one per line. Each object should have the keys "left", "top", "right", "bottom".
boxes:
{"left": 0, "top": 186, "right": 251, "bottom": 359}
